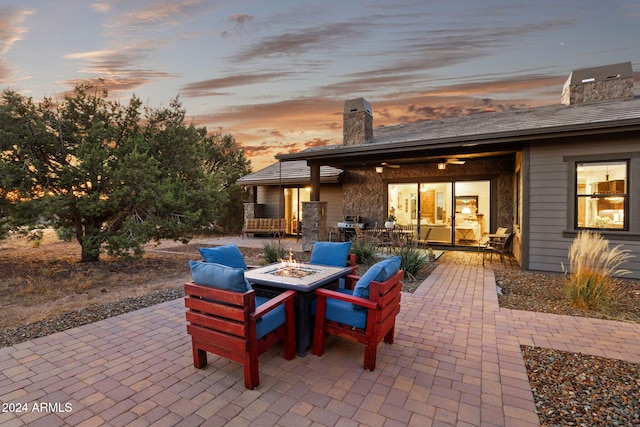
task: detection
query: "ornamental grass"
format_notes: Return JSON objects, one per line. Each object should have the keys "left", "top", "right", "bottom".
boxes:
{"left": 564, "top": 231, "right": 632, "bottom": 310}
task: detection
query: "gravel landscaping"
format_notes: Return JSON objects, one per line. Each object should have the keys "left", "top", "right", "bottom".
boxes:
{"left": 496, "top": 269, "right": 640, "bottom": 426}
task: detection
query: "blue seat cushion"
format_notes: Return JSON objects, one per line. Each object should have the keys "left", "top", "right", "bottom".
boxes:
{"left": 255, "top": 296, "right": 286, "bottom": 339}
{"left": 189, "top": 260, "right": 252, "bottom": 293}
{"left": 311, "top": 288, "right": 367, "bottom": 330}
{"left": 352, "top": 256, "right": 401, "bottom": 310}
{"left": 198, "top": 245, "right": 248, "bottom": 270}
{"left": 325, "top": 292, "right": 367, "bottom": 329}
{"left": 309, "top": 241, "right": 352, "bottom": 267}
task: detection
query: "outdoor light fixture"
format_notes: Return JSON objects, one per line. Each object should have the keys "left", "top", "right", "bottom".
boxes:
{"left": 437, "top": 163, "right": 447, "bottom": 170}
{"left": 375, "top": 166, "right": 384, "bottom": 173}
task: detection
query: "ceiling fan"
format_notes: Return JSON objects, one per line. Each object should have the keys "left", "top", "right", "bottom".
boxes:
{"left": 380, "top": 161, "right": 400, "bottom": 168}
{"left": 443, "top": 158, "right": 466, "bottom": 165}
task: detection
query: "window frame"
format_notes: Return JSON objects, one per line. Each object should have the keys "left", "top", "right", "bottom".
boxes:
{"left": 575, "top": 160, "right": 629, "bottom": 231}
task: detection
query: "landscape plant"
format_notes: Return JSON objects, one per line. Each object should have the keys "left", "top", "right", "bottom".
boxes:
{"left": 0, "top": 83, "right": 250, "bottom": 262}
{"left": 262, "top": 239, "right": 289, "bottom": 264}
{"left": 350, "top": 236, "right": 377, "bottom": 265}
{"left": 563, "top": 231, "right": 632, "bottom": 310}
{"left": 393, "top": 240, "right": 429, "bottom": 279}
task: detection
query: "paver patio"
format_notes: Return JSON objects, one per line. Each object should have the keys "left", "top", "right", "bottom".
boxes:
{"left": 1, "top": 241, "right": 638, "bottom": 426}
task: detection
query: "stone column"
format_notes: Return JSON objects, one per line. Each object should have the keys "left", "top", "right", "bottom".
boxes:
{"left": 301, "top": 201, "right": 327, "bottom": 252}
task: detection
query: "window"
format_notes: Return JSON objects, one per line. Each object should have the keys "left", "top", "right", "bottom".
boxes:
{"left": 576, "top": 161, "right": 628, "bottom": 230}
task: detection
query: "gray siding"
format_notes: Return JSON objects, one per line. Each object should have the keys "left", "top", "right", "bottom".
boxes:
{"left": 322, "top": 185, "right": 345, "bottom": 226}
{"left": 527, "top": 137, "right": 640, "bottom": 279}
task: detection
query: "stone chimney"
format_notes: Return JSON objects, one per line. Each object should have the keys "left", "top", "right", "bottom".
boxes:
{"left": 343, "top": 98, "right": 373, "bottom": 145}
{"left": 561, "top": 62, "right": 634, "bottom": 105}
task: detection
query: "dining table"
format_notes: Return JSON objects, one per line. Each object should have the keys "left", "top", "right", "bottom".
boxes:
{"left": 245, "top": 262, "right": 353, "bottom": 356}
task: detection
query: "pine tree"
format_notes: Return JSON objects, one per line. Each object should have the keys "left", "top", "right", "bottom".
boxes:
{"left": 0, "top": 83, "right": 251, "bottom": 262}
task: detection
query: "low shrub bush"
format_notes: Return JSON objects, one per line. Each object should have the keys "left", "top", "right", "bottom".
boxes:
{"left": 262, "top": 239, "right": 289, "bottom": 264}
{"left": 393, "top": 242, "right": 429, "bottom": 279}
{"left": 350, "top": 237, "right": 377, "bottom": 265}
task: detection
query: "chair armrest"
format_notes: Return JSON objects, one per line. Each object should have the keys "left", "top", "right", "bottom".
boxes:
{"left": 251, "top": 289, "right": 296, "bottom": 321}
{"left": 342, "top": 273, "right": 360, "bottom": 290}
{"left": 315, "top": 288, "right": 377, "bottom": 310}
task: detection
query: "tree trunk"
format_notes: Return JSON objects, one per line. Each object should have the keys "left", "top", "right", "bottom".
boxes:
{"left": 76, "top": 223, "right": 101, "bottom": 262}
{"left": 81, "top": 246, "right": 100, "bottom": 262}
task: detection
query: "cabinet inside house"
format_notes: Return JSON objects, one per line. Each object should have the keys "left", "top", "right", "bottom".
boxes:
{"left": 588, "top": 179, "right": 625, "bottom": 228}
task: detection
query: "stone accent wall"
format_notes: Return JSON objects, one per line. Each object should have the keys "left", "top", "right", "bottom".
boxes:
{"left": 561, "top": 77, "right": 634, "bottom": 105}
{"left": 342, "top": 170, "right": 386, "bottom": 226}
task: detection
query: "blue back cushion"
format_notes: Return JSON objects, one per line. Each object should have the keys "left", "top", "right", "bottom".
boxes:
{"left": 352, "top": 256, "right": 401, "bottom": 300}
{"left": 309, "top": 241, "right": 353, "bottom": 267}
{"left": 189, "top": 260, "right": 252, "bottom": 292}
{"left": 198, "top": 245, "right": 248, "bottom": 270}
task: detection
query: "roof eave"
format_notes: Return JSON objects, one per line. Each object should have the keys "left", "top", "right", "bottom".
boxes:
{"left": 276, "top": 118, "right": 640, "bottom": 162}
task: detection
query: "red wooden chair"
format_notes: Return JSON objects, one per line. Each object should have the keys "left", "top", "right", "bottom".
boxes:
{"left": 184, "top": 282, "right": 296, "bottom": 389}
{"left": 312, "top": 257, "right": 403, "bottom": 371}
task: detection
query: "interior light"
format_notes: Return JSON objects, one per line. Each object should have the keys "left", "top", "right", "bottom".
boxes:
{"left": 375, "top": 166, "right": 384, "bottom": 173}
{"left": 437, "top": 163, "right": 447, "bottom": 170}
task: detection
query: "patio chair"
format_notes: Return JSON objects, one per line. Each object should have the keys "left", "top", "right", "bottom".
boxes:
{"left": 185, "top": 261, "right": 296, "bottom": 389}
{"left": 312, "top": 256, "right": 403, "bottom": 371}
{"left": 417, "top": 227, "right": 432, "bottom": 247}
{"left": 477, "top": 227, "right": 507, "bottom": 253}
{"left": 482, "top": 231, "right": 513, "bottom": 265}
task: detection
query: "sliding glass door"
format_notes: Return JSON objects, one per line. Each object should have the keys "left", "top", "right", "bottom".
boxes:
{"left": 388, "top": 180, "right": 490, "bottom": 246}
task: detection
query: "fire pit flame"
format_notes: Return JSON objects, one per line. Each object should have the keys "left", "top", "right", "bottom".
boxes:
{"left": 271, "top": 253, "right": 319, "bottom": 278}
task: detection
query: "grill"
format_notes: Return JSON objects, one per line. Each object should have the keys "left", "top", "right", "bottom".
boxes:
{"left": 337, "top": 216, "right": 365, "bottom": 240}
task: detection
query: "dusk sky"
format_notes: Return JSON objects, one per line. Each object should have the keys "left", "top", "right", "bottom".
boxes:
{"left": 1, "top": 0, "right": 639, "bottom": 170}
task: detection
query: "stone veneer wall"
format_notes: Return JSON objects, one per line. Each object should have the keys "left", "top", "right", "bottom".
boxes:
{"left": 342, "top": 156, "right": 515, "bottom": 231}
{"left": 561, "top": 77, "right": 634, "bottom": 105}
{"left": 301, "top": 201, "right": 327, "bottom": 252}
{"left": 343, "top": 110, "right": 373, "bottom": 146}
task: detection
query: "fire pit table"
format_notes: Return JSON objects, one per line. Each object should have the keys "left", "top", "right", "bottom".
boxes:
{"left": 245, "top": 262, "right": 353, "bottom": 356}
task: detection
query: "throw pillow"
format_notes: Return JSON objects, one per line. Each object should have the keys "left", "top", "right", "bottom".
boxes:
{"left": 198, "top": 244, "right": 248, "bottom": 270}
{"left": 189, "top": 260, "right": 252, "bottom": 292}
{"left": 309, "top": 241, "right": 353, "bottom": 267}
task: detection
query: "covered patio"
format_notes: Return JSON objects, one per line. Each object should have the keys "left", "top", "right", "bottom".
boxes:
{"left": 1, "top": 248, "right": 638, "bottom": 426}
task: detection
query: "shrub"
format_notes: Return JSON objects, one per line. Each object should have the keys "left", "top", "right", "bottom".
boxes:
{"left": 350, "top": 237, "right": 377, "bottom": 265}
{"left": 262, "top": 239, "right": 289, "bottom": 264}
{"left": 393, "top": 242, "right": 429, "bottom": 279}
{"left": 563, "top": 231, "right": 632, "bottom": 310}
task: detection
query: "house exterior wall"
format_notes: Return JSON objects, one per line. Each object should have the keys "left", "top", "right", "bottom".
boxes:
{"left": 527, "top": 136, "right": 640, "bottom": 279}
{"left": 342, "top": 157, "right": 516, "bottom": 232}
